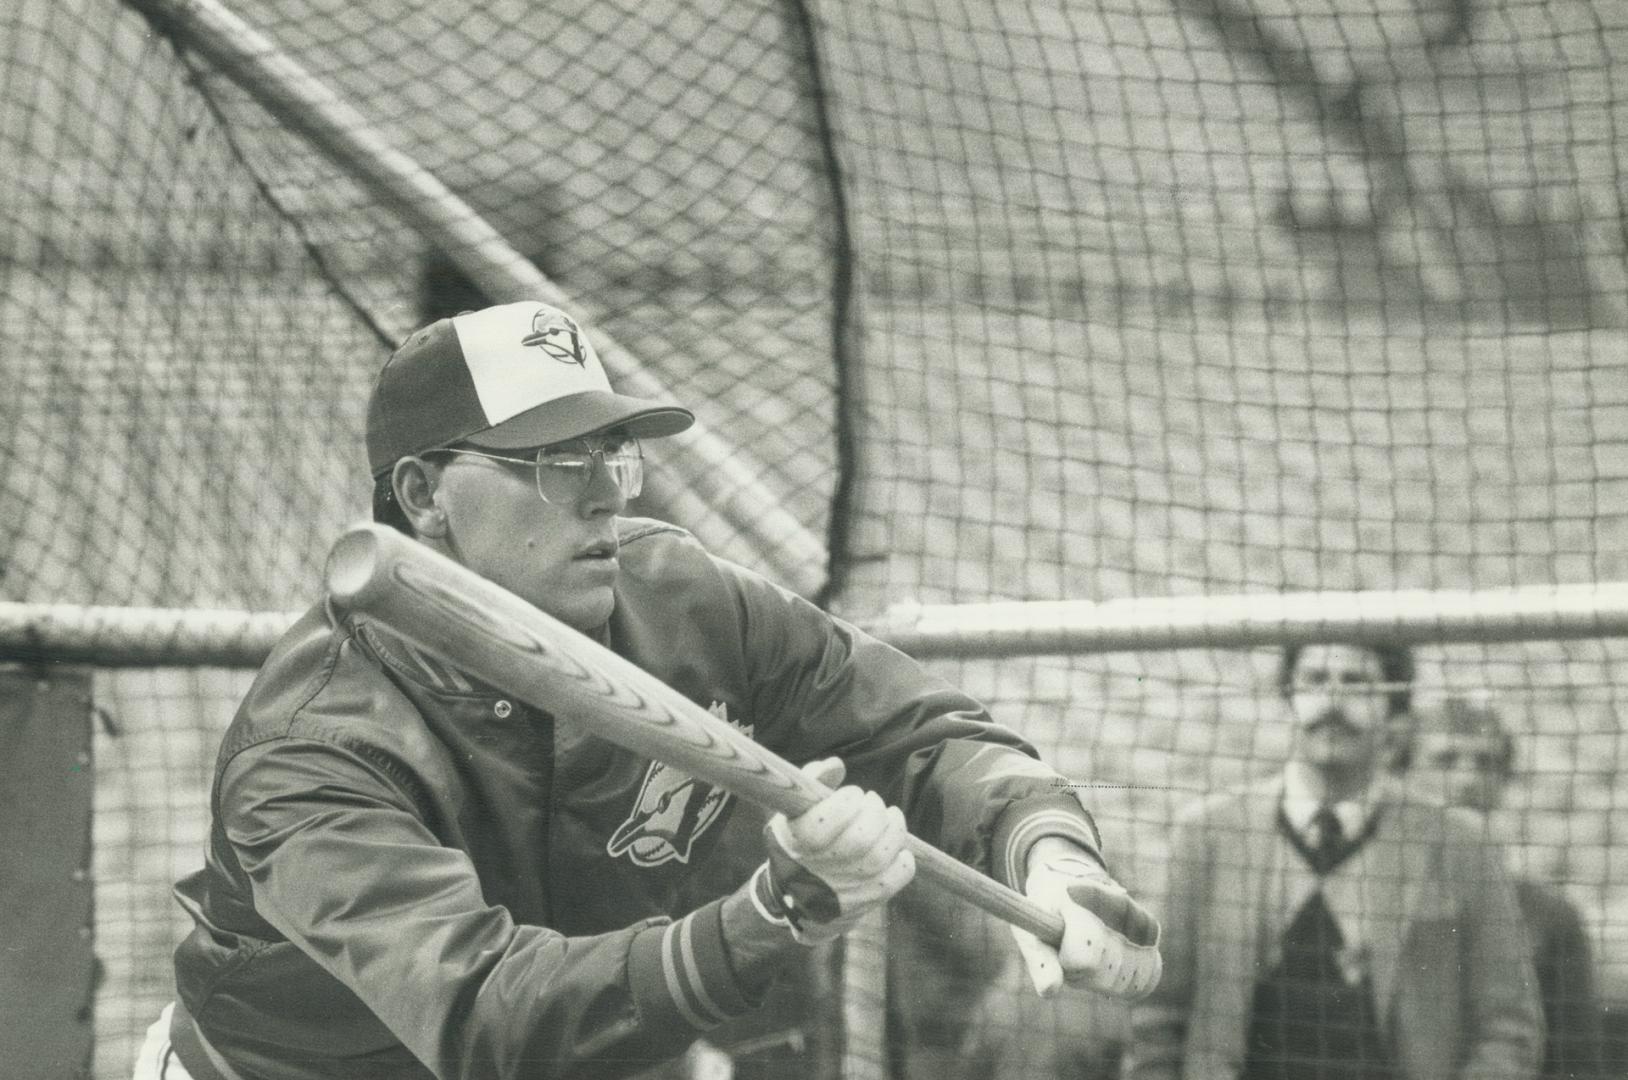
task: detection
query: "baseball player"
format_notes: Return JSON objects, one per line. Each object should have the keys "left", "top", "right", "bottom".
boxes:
{"left": 133, "top": 300, "right": 1160, "bottom": 1080}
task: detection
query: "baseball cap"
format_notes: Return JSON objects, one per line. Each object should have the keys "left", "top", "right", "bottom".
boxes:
{"left": 366, "top": 301, "right": 694, "bottom": 476}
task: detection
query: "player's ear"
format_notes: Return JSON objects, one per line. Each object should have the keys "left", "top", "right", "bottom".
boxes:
{"left": 393, "top": 456, "right": 447, "bottom": 538}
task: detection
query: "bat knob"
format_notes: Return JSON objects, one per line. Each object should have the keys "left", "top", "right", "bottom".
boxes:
{"left": 325, "top": 522, "right": 394, "bottom": 605}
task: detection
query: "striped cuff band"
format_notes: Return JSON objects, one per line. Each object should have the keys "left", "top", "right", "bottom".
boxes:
{"left": 991, "top": 794, "right": 1104, "bottom": 889}
{"left": 628, "top": 899, "right": 753, "bottom": 1034}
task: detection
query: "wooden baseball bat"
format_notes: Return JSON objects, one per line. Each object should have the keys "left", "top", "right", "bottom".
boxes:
{"left": 324, "top": 522, "right": 1065, "bottom": 946}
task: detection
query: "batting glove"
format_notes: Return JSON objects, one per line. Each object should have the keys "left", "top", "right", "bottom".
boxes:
{"left": 750, "top": 758, "right": 916, "bottom": 944}
{"left": 1010, "top": 850, "right": 1162, "bottom": 1000}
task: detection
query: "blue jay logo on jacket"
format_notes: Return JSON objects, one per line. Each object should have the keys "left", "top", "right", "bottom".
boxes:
{"left": 607, "top": 701, "right": 751, "bottom": 867}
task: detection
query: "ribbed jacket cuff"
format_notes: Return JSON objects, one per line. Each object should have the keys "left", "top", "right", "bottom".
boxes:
{"left": 627, "top": 899, "right": 756, "bottom": 1034}
{"left": 990, "top": 792, "right": 1104, "bottom": 889}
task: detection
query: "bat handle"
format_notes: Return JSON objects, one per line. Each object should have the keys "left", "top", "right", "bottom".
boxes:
{"left": 905, "top": 836, "right": 1065, "bottom": 946}
{"left": 779, "top": 767, "right": 1064, "bottom": 944}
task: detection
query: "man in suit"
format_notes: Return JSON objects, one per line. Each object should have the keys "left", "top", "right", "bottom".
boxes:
{"left": 1411, "top": 696, "right": 1607, "bottom": 1080}
{"left": 1125, "top": 641, "right": 1544, "bottom": 1080}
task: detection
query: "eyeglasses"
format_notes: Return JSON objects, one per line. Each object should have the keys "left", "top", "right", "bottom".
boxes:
{"left": 428, "top": 438, "right": 643, "bottom": 504}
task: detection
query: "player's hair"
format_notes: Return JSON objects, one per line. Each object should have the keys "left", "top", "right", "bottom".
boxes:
{"left": 372, "top": 471, "right": 415, "bottom": 536}
{"left": 1277, "top": 640, "right": 1414, "bottom": 718}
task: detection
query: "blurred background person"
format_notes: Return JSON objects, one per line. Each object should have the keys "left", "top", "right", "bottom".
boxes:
{"left": 1409, "top": 696, "right": 1608, "bottom": 1080}
{"left": 1125, "top": 641, "right": 1543, "bottom": 1080}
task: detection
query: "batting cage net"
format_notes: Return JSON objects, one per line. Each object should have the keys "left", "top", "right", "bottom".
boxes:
{"left": 2, "top": 0, "right": 1626, "bottom": 1077}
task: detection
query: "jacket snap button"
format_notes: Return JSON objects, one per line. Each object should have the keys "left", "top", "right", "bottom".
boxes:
{"left": 494, "top": 700, "right": 513, "bottom": 719}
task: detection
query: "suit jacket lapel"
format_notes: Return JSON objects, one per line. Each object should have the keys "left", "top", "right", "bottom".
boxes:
{"left": 1251, "top": 780, "right": 1321, "bottom": 975}
{"left": 1322, "top": 796, "right": 1422, "bottom": 1016}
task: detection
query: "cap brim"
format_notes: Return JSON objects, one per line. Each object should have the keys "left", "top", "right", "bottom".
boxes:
{"left": 463, "top": 390, "right": 694, "bottom": 450}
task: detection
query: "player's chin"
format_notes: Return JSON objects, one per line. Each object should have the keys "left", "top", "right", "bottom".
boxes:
{"left": 551, "top": 583, "right": 619, "bottom": 633}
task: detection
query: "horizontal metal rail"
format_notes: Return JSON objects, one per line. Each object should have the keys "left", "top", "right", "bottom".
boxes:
{"left": 6, "top": 582, "right": 1628, "bottom": 667}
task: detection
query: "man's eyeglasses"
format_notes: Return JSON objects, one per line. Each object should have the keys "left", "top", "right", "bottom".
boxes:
{"left": 428, "top": 438, "right": 643, "bottom": 504}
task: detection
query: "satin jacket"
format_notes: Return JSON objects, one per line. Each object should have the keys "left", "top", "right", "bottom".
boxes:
{"left": 171, "top": 518, "right": 1102, "bottom": 1080}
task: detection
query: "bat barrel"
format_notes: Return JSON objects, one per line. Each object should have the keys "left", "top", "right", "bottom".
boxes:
{"left": 325, "top": 523, "right": 1064, "bottom": 946}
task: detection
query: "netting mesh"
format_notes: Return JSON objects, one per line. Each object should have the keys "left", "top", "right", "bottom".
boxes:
{"left": 1, "top": 1, "right": 381, "bottom": 611}
{"left": 3, "top": 0, "right": 1627, "bottom": 1076}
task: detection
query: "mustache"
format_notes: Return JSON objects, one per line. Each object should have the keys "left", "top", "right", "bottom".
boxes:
{"left": 1305, "top": 710, "right": 1365, "bottom": 734}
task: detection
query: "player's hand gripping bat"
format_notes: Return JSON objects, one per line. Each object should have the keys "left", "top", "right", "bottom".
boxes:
{"left": 324, "top": 522, "right": 1065, "bottom": 945}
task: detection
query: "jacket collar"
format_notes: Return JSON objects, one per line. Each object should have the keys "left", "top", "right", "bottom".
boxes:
{"left": 354, "top": 617, "right": 478, "bottom": 694}
{"left": 349, "top": 608, "right": 615, "bottom": 697}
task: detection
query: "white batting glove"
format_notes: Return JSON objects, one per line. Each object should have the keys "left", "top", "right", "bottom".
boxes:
{"left": 751, "top": 758, "right": 917, "bottom": 943}
{"left": 1010, "top": 850, "right": 1162, "bottom": 1000}
{"left": 681, "top": 1039, "right": 734, "bottom": 1080}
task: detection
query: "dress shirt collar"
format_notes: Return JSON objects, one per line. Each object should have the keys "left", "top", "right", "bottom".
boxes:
{"left": 1281, "top": 761, "right": 1379, "bottom": 842}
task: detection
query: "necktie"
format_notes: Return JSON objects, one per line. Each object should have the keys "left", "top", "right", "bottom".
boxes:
{"left": 1311, "top": 806, "right": 1345, "bottom": 872}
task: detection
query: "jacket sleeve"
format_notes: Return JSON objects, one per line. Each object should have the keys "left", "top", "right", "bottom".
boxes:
{"left": 1121, "top": 802, "right": 1204, "bottom": 1080}
{"left": 1456, "top": 829, "right": 1546, "bottom": 1080}
{"left": 1523, "top": 885, "right": 1608, "bottom": 1080}
{"left": 718, "top": 556, "right": 1102, "bottom": 886}
{"left": 217, "top": 735, "right": 790, "bottom": 1080}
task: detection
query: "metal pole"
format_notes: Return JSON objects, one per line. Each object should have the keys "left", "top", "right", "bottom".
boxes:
{"left": 8, "top": 584, "right": 1628, "bottom": 667}
{"left": 873, "top": 583, "right": 1628, "bottom": 659}
{"left": 125, "top": 0, "right": 827, "bottom": 597}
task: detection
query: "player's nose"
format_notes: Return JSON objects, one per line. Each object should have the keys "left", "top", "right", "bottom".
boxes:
{"left": 578, "top": 457, "right": 629, "bottom": 517}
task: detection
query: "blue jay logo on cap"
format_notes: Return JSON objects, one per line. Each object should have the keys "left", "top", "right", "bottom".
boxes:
{"left": 520, "top": 307, "right": 589, "bottom": 366}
